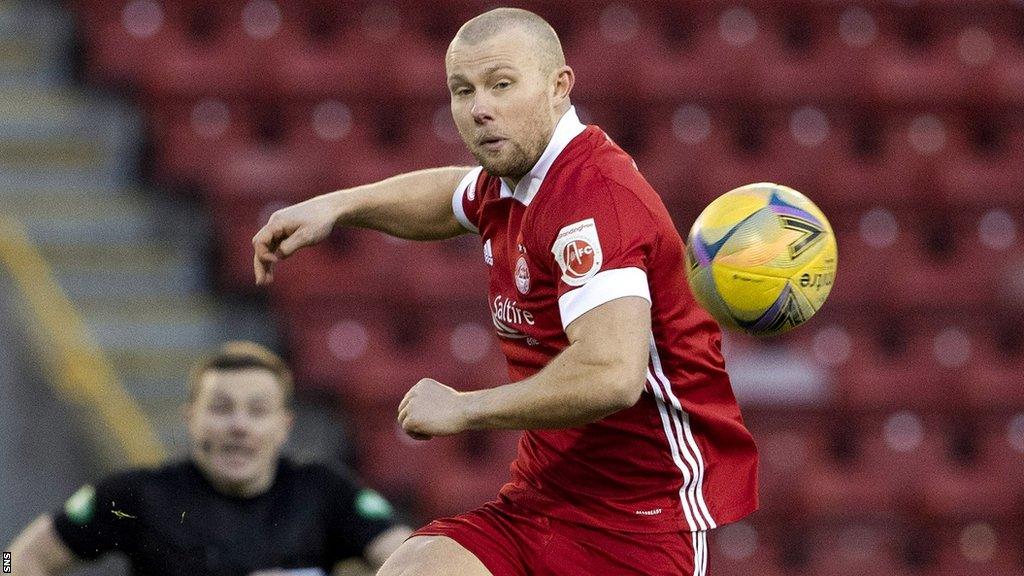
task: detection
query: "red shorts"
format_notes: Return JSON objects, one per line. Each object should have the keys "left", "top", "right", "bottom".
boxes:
{"left": 413, "top": 499, "right": 708, "bottom": 576}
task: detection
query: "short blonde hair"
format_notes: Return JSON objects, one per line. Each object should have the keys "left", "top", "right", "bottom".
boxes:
{"left": 187, "top": 341, "right": 294, "bottom": 407}
{"left": 451, "top": 8, "right": 566, "bottom": 74}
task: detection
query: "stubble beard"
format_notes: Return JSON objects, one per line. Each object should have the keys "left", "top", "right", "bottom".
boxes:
{"left": 470, "top": 135, "right": 548, "bottom": 182}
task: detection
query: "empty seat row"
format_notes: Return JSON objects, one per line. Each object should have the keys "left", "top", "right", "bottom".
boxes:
{"left": 147, "top": 100, "right": 1024, "bottom": 215}
{"left": 72, "top": 0, "right": 1024, "bottom": 104}
{"left": 713, "top": 519, "right": 1022, "bottom": 576}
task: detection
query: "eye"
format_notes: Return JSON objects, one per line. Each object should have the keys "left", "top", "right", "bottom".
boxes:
{"left": 452, "top": 86, "right": 473, "bottom": 97}
{"left": 495, "top": 80, "right": 512, "bottom": 89}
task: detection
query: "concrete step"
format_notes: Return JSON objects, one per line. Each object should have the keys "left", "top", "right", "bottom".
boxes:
{"left": 108, "top": 345, "right": 208, "bottom": 381}
{"left": 0, "top": 137, "right": 104, "bottom": 169}
{"left": 0, "top": 38, "right": 44, "bottom": 75}
{"left": 54, "top": 264, "right": 205, "bottom": 300}
{"left": 5, "top": 189, "right": 142, "bottom": 219}
{"left": 0, "top": 1, "right": 73, "bottom": 46}
{"left": 5, "top": 191, "right": 142, "bottom": 221}
{"left": 0, "top": 186, "right": 136, "bottom": 203}
{"left": 20, "top": 209, "right": 153, "bottom": 245}
{"left": 38, "top": 237, "right": 208, "bottom": 299}
{"left": 0, "top": 4, "right": 72, "bottom": 86}
{"left": 0, "top": 89, "right": 142, "bottom": 158}
{"left": 10, "top": 192, "right": 195, "bottom": 246}
{"left": 84, "top": 314, "right": 224, "bottom": 351}
{"left": 49, "top": 241, "right": 206, "bottom": 298}
{"left": 0, "top": 166, "right": 125, "bottom": 192}
{"left": 39, "top": 239, "right": 190, "bottom": 265}
{"left": 76, "top": 293, "right": 217, "bottom": 316}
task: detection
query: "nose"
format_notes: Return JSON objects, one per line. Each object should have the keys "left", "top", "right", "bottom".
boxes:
{"left": 228, "top": 411, "right": 251, "bottom": 434}
{"left": 471, "top": 97, "right": 494, "bottom": 125}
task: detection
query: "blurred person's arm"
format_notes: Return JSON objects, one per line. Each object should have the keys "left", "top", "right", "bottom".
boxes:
{"left": 7, "top": 515, "right": 78, "bottom": 576}
{"left": 399, "top": 296, "right": 650, "bottom": 436}
{"left": 253, "top": 166, "right": 473, "bottom": 284}
{"left": 362, "top": 525, "right": 414, "bottom": 568}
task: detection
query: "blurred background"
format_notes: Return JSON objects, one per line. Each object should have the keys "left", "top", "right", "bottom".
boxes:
{"left": 1, "top": 0, "right": 1022, "bottom": 574}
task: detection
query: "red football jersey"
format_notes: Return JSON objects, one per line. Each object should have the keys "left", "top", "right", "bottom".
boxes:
{"left": 451, "top": 108, "right": 758, "bottom": 533}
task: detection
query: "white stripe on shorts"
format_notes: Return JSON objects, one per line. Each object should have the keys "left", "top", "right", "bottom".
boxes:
{"left": 690, "top": 531, "right": 707, "bottom": 576}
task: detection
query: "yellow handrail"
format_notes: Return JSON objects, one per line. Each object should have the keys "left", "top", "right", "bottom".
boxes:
{"left": 0, "top": 215, "right": 165, "bottom": 466}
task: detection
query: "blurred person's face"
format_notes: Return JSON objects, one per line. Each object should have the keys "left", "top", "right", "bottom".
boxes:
{"left": 446, "top": 28, "right": 573, "bottom": 183}
{"left": 185, "top": 368, "right": 293, "bottom": 497}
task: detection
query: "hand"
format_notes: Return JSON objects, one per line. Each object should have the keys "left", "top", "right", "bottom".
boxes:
{"left": 252, "top": 196, "right": 338, "bottom": 285}
{"left": 397, "top": 378, "right": 471, "bottom": 440}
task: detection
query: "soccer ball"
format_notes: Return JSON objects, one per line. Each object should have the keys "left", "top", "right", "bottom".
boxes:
{"left": 684, "top": 183, "right": 838, "bottom": 337}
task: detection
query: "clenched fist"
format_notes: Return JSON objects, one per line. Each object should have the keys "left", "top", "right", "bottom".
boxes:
{"left": 397, "top": 378, "right": 472, "bottom": 440}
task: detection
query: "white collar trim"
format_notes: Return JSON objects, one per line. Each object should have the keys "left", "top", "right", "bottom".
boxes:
{"left": 499, "top": 106, "right": 586, "bottom": 205}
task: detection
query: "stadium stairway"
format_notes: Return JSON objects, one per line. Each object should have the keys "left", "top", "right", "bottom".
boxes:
{"left": 0, "top": 0, "right": 273, "bottom": 453}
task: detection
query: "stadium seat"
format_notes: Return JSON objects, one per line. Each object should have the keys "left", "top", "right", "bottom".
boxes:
{"left": 963, "top": 354, "right": 1024, "bottom": 410}
{"left": 748, "top": 8, "right": 870, "bottom": 104}
{"left": 921, "top": 468, "right": 1019, "bottom": 521}
{"left": 804, "top": 525, "right": 911, "bottom": 576}
{"left": 707, "top": 541, "right": 785, "bottom": 576}
{"left": 146, "top": 98, "right": 256, "bottom": 188}
{"left": 931, "top": 523, "right": 1023, "bottom": 575}
{"left": 419, "top": 441, "right": 515, "bottom": 518}
{"left": 208, "top": 143, "right": 325, "bottom": 203}
{"left": 347, "top": 408, "right": 463, "bottom": 498}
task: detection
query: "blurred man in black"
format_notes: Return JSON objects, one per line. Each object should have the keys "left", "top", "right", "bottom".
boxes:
{"left": 7, "top": 341, "right": 411, "bottom": 576}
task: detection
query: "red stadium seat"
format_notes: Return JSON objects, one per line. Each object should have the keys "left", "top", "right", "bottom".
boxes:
{"left": 748, "top": 9, "right": 870, "bottom": 104}
{"left": 962, "top": 334, "right": 1024, "bottom": 410}
{"left": 804, "top": 526, "right": 911, "bottom": 576}
{"left": 283, "top": 297, "right": 503, "bottom": 403}
{"left": 72, "top": 0, "right": 244, "bottom": 89}
{"left": 922, "top": 468, "right": 1019, "bottom": 521}
{"left": 419, "top": 439, "right": 516, "bottom": 519}
{"left": 932, "top": 524, "right": 1023, "bottom": 575}
{"left": 137, "top": 27, "right": 270, "bottom": 98}
{"left": 347, "top": 408, "right": 463, "bottom": 498}
{"left": 938, "top": 119, "right": 1024, "bottom": 207}
{"left": 864, "top": 11, "right": 966, "bottom": 106}
{"left": 146, "top": 98, "right": 256, "bottom": 187}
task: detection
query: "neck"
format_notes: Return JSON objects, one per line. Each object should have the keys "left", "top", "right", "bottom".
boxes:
{"left": 195, "top": 460, "right": 276, "bottom": 498}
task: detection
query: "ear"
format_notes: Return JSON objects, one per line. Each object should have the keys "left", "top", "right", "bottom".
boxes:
{"left": 553, "top": 65, "right": 575, "bottom": 102}
{"left": 281, "top": 409, "right": 296, "bottom": 439}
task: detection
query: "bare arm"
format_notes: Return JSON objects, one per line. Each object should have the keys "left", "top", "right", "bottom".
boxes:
{"left": 253, "top": 166, "right": 473, "bottom": 284}
{"left": 362, "top": 525, "right": 414, "bottom": 568}
{"left": 398, "top": 296, "right": 650, "bottom": 435}
{"left": 7, "top": 515, "right": 78, "bottom": 576}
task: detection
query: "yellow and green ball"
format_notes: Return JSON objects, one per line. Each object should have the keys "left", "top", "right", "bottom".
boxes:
{"left": 685, "top": 183, "right": 838, "bottom": 337}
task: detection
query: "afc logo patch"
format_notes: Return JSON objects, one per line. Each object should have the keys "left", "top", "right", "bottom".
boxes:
{"left": 514, "top": 256, "right": 531, "bottom": 294}
{"left": 552, "top": 218, "right": 603, "bottom": 286}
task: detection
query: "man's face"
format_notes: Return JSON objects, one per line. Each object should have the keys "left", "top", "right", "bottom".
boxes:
{"left": 186, "top": 368, "right": 292, "bottom": 496}
{"left": 446, "top": 29, "right": 563, "bottom": 181}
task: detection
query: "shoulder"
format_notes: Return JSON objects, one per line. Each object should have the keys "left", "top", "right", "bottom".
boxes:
{"left": 551, "top": 129, "right": 659, "bottom": 207}
{"left": 534, "top": 154, "right": 663, "bottom": 237}
{"left": 99, "top": 461, "right": 187, "bottom": 491}
{"left": 474, "top": 170, "right": 505, "bottom": 203}
{"left": 278, "top": 459, "right": 360, "bottom": 492}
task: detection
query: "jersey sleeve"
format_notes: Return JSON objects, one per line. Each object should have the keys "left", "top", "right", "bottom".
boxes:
{"left": 540, "top": 173, "right": 655, "bottom": 330}
{"left": 325, "top": 469, "right": 399, "bottom": 563}
{"left": 51, "top": 473, "right": 139, "bottom": 560}
{"left": 451, "top": 166, "right": 485, "bottom": 234}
